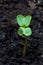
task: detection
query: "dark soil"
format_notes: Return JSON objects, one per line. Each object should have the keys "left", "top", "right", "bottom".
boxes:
{"left": 0, "top": 0, "right": 43, "bottom": 65}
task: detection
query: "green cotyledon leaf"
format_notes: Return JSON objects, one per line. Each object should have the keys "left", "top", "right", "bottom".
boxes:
{"left": 23, "top": 27, "right": 32, "bottom": 36}
{"left": 18, "top": 27, "right": 32, "bottom": 36}
{"left": 18, "top": 27, "right": 24, "bottom": 36}
{"left": 16, "top": 15, "right": 32, "bottom": 27}
{"left": 25, "top": 15, "right": 32, "bottom": 26}
{"left": 16, "top": 15, "right": 25, "bottom": 27}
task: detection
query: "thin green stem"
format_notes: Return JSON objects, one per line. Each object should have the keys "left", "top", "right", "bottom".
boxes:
{"left": 23, "top": 37, "right": 28, "bottom": 56}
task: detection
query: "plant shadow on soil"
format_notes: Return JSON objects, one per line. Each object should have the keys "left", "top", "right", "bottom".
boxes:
{"left": 0, "top": 0, "right": 43, "bottom": 65}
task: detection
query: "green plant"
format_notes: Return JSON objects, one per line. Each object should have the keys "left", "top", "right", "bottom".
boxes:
{"left": 16, "top": 14, "right": 32, "bottom": 56}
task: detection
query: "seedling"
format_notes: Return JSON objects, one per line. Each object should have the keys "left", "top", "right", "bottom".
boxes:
{"left": 16, "top": 14, "right": 32, "bottom": 56}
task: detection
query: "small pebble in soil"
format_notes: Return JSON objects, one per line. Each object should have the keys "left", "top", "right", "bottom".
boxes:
{"left": 0, "top": 31, "right": 5, "bottom": 40}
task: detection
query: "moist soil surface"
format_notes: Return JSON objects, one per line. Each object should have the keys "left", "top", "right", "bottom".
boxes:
{"left": 0, "top": 0, "right": 43, "bottom": 65}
